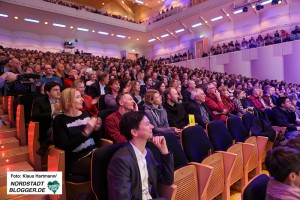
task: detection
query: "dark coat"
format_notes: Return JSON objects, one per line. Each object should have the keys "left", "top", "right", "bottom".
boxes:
{"left": 107, "top": 142, "right": 174, "bottom": 200}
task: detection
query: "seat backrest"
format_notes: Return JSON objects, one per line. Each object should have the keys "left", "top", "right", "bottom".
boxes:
{"left": 202, "top": 153, "right": 225, "bottom": 200}
{"left": 182, "top": 125, "right": 214, "bottom": 163}
{"left": 206, "top": 120, "right": 233, "bottom": 151}
{"left": 28, "top": 121, "right": 42, "bottom": 171}
{"left": 227, "top": 116, "right": 249, "bottom": 142}
{"left": 241, "top": 113, "right": 255, "bottom": 133}
{"left": 91, "top": 143, "right": 124, "bottom": 200}
{"left": 161, "top": 132, "right": 188, "bottom": 169}
{"left": 242, "top": 174, "right": 269, "bottom": 200}
{"left": 173, "top": 165, "right": 199, "bottom": 200}
{"left": 98, "top": 108, "right": 116, "bottom": 138}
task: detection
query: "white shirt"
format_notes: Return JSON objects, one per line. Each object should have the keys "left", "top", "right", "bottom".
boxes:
{"left": 130, "top": 142, "right": 152, "bottom": 200}
{"left": 99, "top": 83, "right": 106, "bottom": 95}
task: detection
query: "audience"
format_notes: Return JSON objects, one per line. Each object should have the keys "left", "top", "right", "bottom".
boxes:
{"left": 104, "top": 79, "right": 120, "bottom": 109}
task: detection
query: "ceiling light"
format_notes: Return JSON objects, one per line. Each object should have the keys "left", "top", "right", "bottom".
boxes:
{"left": 128, "top": 37, "right": 131, "bottom": 39}
{"left": 53, "top": 23, "right": 66, "bottom": 27}
{"left": 226, "top": 14, "right": 230, "bottom": 16}
{"left": 14, "top": 16, "right": 18, "bottom": 19}
{"left": 161, "top": 34, "right": 169, "bottom": 38}
{"left": 135, "top": 0, "right": 144, "bottom": 4}
{"left": 70, "top": 26, "right": 74, "bottom": 29}
{"left": 261, "top": 0, "right": 272, "bottom": 5}
{"left": 233, "top": 9, "right": 243, "bottom": 14}
{"left": 192, "top": 23, "right": 202, "bottom": 28}
{"left": 175, "top": 29, "right": 184, "bottom": 33}
{"left": 77, "top": 28, "right": 89, "bottom": 32}
{"left": 24, "top": 18, "right": 40, "bottom": 23}
{"left": 92, "top": 30, "right": 95, "bottom": 32}
{"left": 111, "top": 34, "right": 114, "bottom": 36}
{"left": 44, "top": 21, "right": 48, "bottom": 24}
{"left": 200, "top": 35, "right": 204, "bottom": 38}
{"left": 117, "top": 34, "right": 126, "bottom": 38}
{"left": 136, "top": 38, "right": 139, "bottom": 40}
{"left": 98, "top": 31, "right": 108, "bottom": 35}
{"left": 148, "top": 38, "right": 156, "bottom": 42}
{"left": 205, "top": 21, "right": 208, "bottom": 23}
{"left": 252, "top": 5, "right": 256, "bottom": 8}
{"left": 211, "top": 16, "right": 223, "bottom": 22}
{"left": 0, "top": 14, "right": 8, "bottom": 18}
{"left": 102, "top": 3, "right": 105, "bottom": 5}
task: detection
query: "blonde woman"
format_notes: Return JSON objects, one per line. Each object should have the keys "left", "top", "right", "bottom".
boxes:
{"left": 52, "top": 88, "right": 101, "bottom": 179}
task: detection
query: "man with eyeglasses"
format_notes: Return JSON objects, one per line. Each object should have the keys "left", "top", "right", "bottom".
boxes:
{"left": 39, "top": 64, "right": 62, "bottom": 86}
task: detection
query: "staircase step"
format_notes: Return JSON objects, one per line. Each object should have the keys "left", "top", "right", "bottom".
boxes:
{"left": 0, "top": 161, "right": 33, "bottom": 187}
{"left": 0, "top": 186, "right": 48, "bottom": 200}
{"left": 0, "top": 122, "right": 11, "bottom": 130}
{"left": 0, "top": 115, "right": 8, "bottom": 122}
{"left": 0, "top": 147, "right": 29, "bottom": 166}
{"left": 0, "top": 129, "right": 17, "bottom": 139}
{"left": 0, "top": 138, "right": 19, "bottom": 151}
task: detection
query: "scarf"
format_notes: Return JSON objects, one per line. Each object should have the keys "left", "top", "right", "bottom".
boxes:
{"left": 266, "top": 178, "right": 300, "bottom": 200}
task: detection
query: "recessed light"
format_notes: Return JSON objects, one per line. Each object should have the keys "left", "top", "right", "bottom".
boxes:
{"left": 44, "top": 21, "right": 48, "bottom": 24}
{"left": 161, "top": 34, "right": 169, "bottom": 38}
{"left": 205, "top": 21, "right": 208, "bottom": 23}
{"left": 211, "top": 16, "right": 223, "bottom": 22}
{"left": 192, "top": 23, "right": 202, "bottom": 28}
{"left": 175, "top": 29, "right": 184, "bottom": 33}
{"left": 0, "top": 14, "right": 8, "bottom": 18}
{"left": 135, "top": 0, "right": 144, "bottom": 4}
{"left": 70, "top": 26, "right": 74, "bottom": 29}
{"left": 136, "top": 38, "right": 139, "bottom": 40}
{"left": 53, "top": 23, "right": 66, "bottom": 28}
{"left": 98, "top": 31, "right": 109, "bottom": 35}
{"left": 14, "top": 16, "right": 18, "bottom": 19}
{"left": 111, "top": 34, "right": 114, "bottom": 36}
{"left": 226, "top": 13, "right": 230, "bottom": 16}
{"left": 233, "top": 9, "right": 243, "bottom": 14}
{"left": 128, "top": 37, "right": 131, "bottom": 39}
{"left": 102, "top": 3, "right": 105, "bottom": 5}
{"left": 92, "top": 30, "right": 95, "bottom": 32}
{"left": 148, "top": 38, "right": 156, "bottom": 42}
{"left": 117, "top": 35, "right": 126, "bottom": 38}
{"left": 77, "top": 28, "right": 89, "bottom": 32}
{"left": 24, "top": 18, "right": 40, "bottom": 23}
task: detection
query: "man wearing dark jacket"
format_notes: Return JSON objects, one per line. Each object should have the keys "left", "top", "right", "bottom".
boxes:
{"left": 163, "top": 87, "right": 188, "bottom": 129}
{"left": 270, "top": 97, "right": 300, "bottom": 138}
{"left": 186, "top": 88, "right": 214, "bottom": 128}
{"left": 31, "top": 82, "right": 61, "bottom": 155}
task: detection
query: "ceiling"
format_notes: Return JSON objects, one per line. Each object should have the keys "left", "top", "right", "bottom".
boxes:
{"left": 0, "top": 0, "right": 290, "bottom": 49}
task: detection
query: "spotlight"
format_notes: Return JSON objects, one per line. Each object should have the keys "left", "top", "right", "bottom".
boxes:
{"left": 256, "top": 4, "right": 264, "bottom": 10}
{"left": 243, "top": 6, "right": 248, "bottom": 12}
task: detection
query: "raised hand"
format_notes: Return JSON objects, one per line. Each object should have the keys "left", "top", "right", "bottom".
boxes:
{"left": 152, "top": 136, "right": 168, "bottom": 155}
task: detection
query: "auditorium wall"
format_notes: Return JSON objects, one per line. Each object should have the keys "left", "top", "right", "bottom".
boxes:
{"left": 0, "top": 28, "right": 122, "bottom": 58}
{"left": 171, "top": 40, "right": 300, "bottom": 84}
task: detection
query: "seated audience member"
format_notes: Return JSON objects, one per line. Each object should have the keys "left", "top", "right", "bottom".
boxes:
{"left": 31, "top": 82, "right": 61, "bottom": 156}
{"left": 121, "top": 79, "right": 132, "bottom": 93}
{"left": 87, "top": 72, "right": 109, "bottom": 99}
{"left": 0, "top": 72, "right": 17, "bottom": 88}
{"left": 72, "top": 79, "right": 98, "bottom": 116}
{"left": 104, "top": 79, "right": 120, "bottom": 109}
{"left": 52, "top": 88, "right": 101, "bottom": 179}
{"left": 219, "top": 86, "right": 237, "bottom": 115}
{"left": 248, "top": 87, "right": 267, "bottom": 110}
{"left": 265, "top": 146, "right": 300, "bottom": 200}
{"left": 204, "top": 82, "right": 228, "bottom": 122}
{"left": 137, "top": 70, "right": 145, "bottom": 86}
{"left": 131, "top": 80, "right": 144, "bottom": 107}
{"left": 263, "top": 86, "right": 276, "bottom": 107}
{"left": 270, "top": 97, "right": 300, "bottom": 139}
{"left": 140, "top": 76, "right": 153, "bottom": 95}
{"left": 105, "top": 93, "right": 138, "bottom": 143}
{"left": 232, "top": 89, "right": 254, "bottom": 116}
{"left": 227, "top": 81, "right": 235, "bottom": 99}
{"left": 107, "top": 111, "right": 174, "bottom": 200}
{"left": 186, "top": 88, "right": 213, "bottom": 128}
{"left": 182, "top": 80, "right": 196, "bottom": 103}
{"left": 39, "top": 64, "right": 62, "bottom": 86}
{"left": 289, "top": 96, "right": 300, "bottom": 124}
{"left": 163, "top": 87, "right": 188, "bottom": 129}
{"left": 85, "top": 71, "right": 97, "bottom": 86}
{"left": 144, "top": 89, "right": 178, "bottom": 135}
{"left": 153, "top": 81, "right": 166, "bottom": 96}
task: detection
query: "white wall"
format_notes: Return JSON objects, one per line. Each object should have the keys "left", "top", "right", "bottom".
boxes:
{"left": 0, "top": 28, "right": 122, "bottom": 58}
